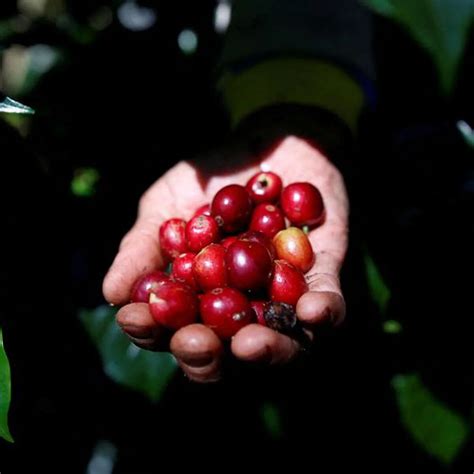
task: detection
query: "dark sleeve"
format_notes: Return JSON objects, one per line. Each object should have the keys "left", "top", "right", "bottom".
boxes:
{"left": 217, "top": 0, "right": 374, "bottom": 133}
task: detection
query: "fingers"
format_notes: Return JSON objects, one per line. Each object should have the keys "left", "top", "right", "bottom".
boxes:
{"left": 116, "top": 303, "right": 171, "bottom": 351}
{"left": 229, "top": 288, "right": 345, "bottom": 370}
{"left": 103, "top": 216, "right": 164, "bottom": 305}
{"left": 298, "top": 251, "right": 346, "bottom": 327}
{"left": 118, "top": 307, "right": 225, "bottom": 382}
{"left": 102, "top": 162, "right": 204, "bottom": 306}
{"left": 231, "top": 324, "right": 300, "bottom": 364}
{"left": 233, "top": 249, "right": 347, "bottom": 368}
{"left": 297, "top": 291, "right": 345, "bottom": 327}
{"left": 170, "top": 324, "right": 224, "bottom": 383}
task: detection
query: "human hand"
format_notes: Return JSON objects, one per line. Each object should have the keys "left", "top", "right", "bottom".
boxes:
{"left": 103, "top": 135, "right": 348, "bottom": 382}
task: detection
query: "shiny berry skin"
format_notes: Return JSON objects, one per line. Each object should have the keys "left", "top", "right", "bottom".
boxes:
{"left": 193, "top": 203, "right": 211, "bottom": 217}
{"left": 193, "top": 243, "right": 228, "bottom": 291}
{"left": 269, "top": 260, "right": 308, "bottom": 306}
{"left": 171, "top": 253, "right": 198, "bottom": 290}
{"left": 149, "top": 281, "right": 198, "bottom": 330}
{"left": 130, "top": 271, "right": 170, "bottom": 303}
{"left": 211, "top": 184, "right": 253, "bottom": 233}
{"left": 226, "top": 240, "right": 273, "bottom": 292}
{"left": 250, "top": 203, "right": 286, "bottom": 239}
{"left": 185, "top": 215, "right": 220, "bottom": 253}
{"left": 159, "top": 218, "right": 188, "bottom": 262}
{"left": 220, "top": 235, "right": 239, "bottom": 250}
{"left": 273, "top": 227, "right": 314, "bottom": 273}
{"left": 200, "top": 288, "right": 254, "bottom": 339}
{"left": 239, "top": 230, "right": 276, "bottom": 259}
{"left": 281, "top": 182, "right": 325, "bottom": 227}
{"left": 251, "top": 300, "right": 266, "bottom": 326}
{"left": 246, "top": 171, "right": 282, "bottom": 204}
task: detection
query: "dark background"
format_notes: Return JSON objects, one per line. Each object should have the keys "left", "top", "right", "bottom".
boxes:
{"left": 0, "top": 1, "right": 472, "bottom": 472}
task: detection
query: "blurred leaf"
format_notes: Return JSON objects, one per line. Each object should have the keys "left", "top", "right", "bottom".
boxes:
{"left": 177, "top": 29, "right": 198, "bottom": 55}
{"left": 0, "top": 20, "right": 15, "bottom": 41}
{"left": 1, "top": 113, "right": 32, "bottom": 137}
{"left": 18, "top": 0, "right": 65, "bottom": 19}
{"left": 261, "top": 401, "right": 283, "bottom": 439}
{"left": 79, "top": 306, "right": 177, "bottom": 403}
{"left": 392, "top": 373, "right": 469, "bottom": 464}
{"left": 117, "top": 1, "right": 157, "bottom": 32}
{"left": 363, "top": 0, "right": 474, "bottom": 95}
{"left": 456, "top": 120, "right": 474, "bottom": 149}
{"left": 364, "top": 253, "right": 391, "bottom": 315}
{"left": 383, "top": 319, "right": 402, "bottom": 334}
{"left": 56, "top": 15, "right": 97, "bottom": 45}
{"left": 87, "top": 440, "right": 117, "bottom": 474}
{"left": 2, "top": 44, "right": 61, "bottom": 97}
{"left": 23, "top": 45, "right": 61, "bottom": 95}
{"left": 0, "top": 327, "right": 14, "bottom": 443}
{"left": 71, "top": 167, "right": 100, "bottom": 197}
{"left": 0, "top": 95, "right": 35, "bottom": 114}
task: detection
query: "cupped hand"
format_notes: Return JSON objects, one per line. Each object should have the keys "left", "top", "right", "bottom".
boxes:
{"left": 103, "top": 136, "right": 348, "bottom": 382}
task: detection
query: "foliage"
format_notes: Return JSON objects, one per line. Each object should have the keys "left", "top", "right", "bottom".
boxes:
{"left": 79, "top": 305, "right": 178, "bottom": 403}
{"left": 0, "top": 328, "right": 13, "bottom": 443}
{"left": 363, "top": 0, "right": 474, "bottom": 95}
{"left": 0, "top": 95, "right": 34, "bottom": 114}
{"left": 364, "top": 252, "right": 391, "bottom": 316}
{"left": 393, "top": 373, "right": 469, "bottom": 464}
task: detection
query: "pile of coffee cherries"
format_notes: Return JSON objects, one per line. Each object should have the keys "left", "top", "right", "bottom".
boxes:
{"left": 130, "top": 171, "right": 324, "bottom": 340}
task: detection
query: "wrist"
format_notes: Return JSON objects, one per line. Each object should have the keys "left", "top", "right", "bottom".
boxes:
{"left": 232, "top": 104, "right": 353, "bottom": 169}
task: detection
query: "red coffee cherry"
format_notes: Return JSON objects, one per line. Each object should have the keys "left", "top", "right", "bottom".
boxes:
{"left": 250, "top": 300, "right": 266, "bottom": 326}
{"left": 149, "top": 280, "right": 198, "bottom": 330}
{"left": 171, "top": 253, "right": 198, "bottom": 290}
{"left": 273, "top": 227, "right": 314, "bottom": 273}
{"left": 269, "top": 260, "right": 308, "bottom": 306}
{"left": 200, "top": 287, "right": 254, "bottom": 339}
{"left": 239, "top": 230, "right": 276, "bottom": 259}
{"left": 249, "top": 203, "right": 286, "bottom": 239}
{"left": 226, "top": 240, "right": 273, "bottom": 292}
{"left": 130, "top": 271, "right": 170, "bottom": 303}
{"left": 246, "top": 171, "right": 282, "bottom": 204}
{"left": 220, "top": 235, "right": 239, "bottom": 250}
{"left": 185, "top": 215, "right": 220, "bottom": 253}
{"left": 281, "top": 182, "right": 324, "bottom": 227}
{"left": 193, "top": 203, "right": 211, "bottom": 217}
{"left": 211, "top": 184, "right": 253, "bottom": 233}
{"left": 159, "top": 218, "right": 188, "bottom": 262}
{"left": 193, "top": 243, "right": 228, "bottom": 291}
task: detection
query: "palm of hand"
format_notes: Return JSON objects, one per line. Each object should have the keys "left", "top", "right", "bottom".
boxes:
{"left": 104, "top": 136, "right": 348, "bottom": 382}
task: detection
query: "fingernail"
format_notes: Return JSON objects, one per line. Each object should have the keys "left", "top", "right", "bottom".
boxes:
{"left": 179, "top": 351, "right": 214, "bottom": 368}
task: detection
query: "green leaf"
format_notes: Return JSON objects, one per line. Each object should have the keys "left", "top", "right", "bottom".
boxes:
{"left": 392, "top": 373, "right": 469, "bottom": 464}
{"left": 383, "top": 319, "right": 402, "bottom": 334}
{"left": 21, "top": 45, "right": 61, "bottom": 96}
{"left": 71, "top": 167, "right": 100, "bottom": 197}
{"left": 363, "top": 0, "right": 474, "bottom": 95}
{"left": 260, "top": 401, "right": 283, "bottom": 439}
{"left": 0, "top": 96, "right": 35, "bottom": 114}
{"left": 0, "top": 20, "right": 15, "bottom": 42}
{"left": 364, "top": 253, "right": 391, "bottom": 315}
{"left": 0, "top": 327, "right": 14, "bottom": 443}
{"left": 79, "top": 306, "right": 177, "bottom": 402}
